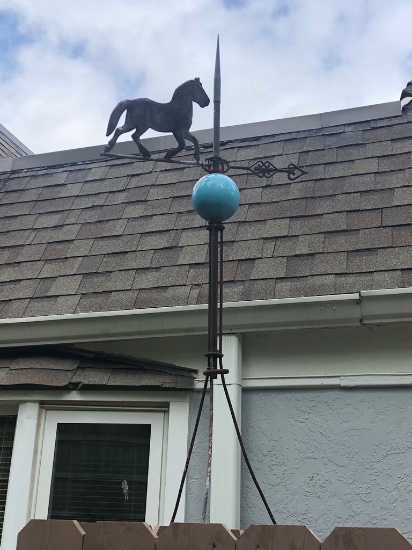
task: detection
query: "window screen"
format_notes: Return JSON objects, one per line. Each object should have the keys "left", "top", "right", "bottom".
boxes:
{"left": 49, "top": 423, "right": 151, "bottom": 522}
{"left": 0, "top": 416, "right": 16, "bottom": 543}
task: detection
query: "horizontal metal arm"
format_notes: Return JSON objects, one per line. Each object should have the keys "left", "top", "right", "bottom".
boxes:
{"left": 101, "top": 152, "right": 307, "bottom": 181}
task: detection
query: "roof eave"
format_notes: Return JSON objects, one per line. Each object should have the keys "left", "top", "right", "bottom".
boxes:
{"left": 1, "top": 288, "right": 412, "bottom": 350}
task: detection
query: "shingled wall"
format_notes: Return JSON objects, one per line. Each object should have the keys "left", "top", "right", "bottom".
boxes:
{"left": 0, "top": 124, "right": 31, "bottom": 159}
{"left": 1, "top": 104, "right": 412, "bottom": 318}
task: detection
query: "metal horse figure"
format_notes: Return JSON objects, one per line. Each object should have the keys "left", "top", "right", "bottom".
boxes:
{"left": 104, "top": 78, "right": 210, "bottom": 161}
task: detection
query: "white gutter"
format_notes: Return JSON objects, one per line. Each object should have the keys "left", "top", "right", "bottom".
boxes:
{"left": 1, "top": 288, "right": 412, "bottom": 348}
{"left": 0, "top": 293, "right": 359, "bottom": 347}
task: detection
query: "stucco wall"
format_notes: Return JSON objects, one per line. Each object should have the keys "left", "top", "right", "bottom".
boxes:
{"left": 185, "top": 391, "right": 210, "bottom": 523}
{"left": 241, "top": 388, "right": 412, "bottom": 540}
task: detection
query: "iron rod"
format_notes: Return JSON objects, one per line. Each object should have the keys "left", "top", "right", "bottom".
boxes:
{"left": 207, "top": 223, "right": 220, "bottom": 371}
{"left": 213, "top": 35, "right": 221, "bottom": 173}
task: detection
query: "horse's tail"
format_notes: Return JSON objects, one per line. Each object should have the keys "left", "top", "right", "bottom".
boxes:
{"left": 106, "top": 100, "right": 131, "bottom": 136}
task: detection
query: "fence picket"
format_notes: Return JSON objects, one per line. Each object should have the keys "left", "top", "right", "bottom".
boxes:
{"left": 157, "top": 523, "right": 237, "bottom": 550}
{"left": 16, "top": 519, "right": 84, "bottom": 550}
{"left": 82, "top": 521, "right": 157, "bottom": 550}
{"left": 237, "top": 524, "right": 321, "bottom": 550}
{"left": 322, "top": 527, "right": 412, "bottom": 549}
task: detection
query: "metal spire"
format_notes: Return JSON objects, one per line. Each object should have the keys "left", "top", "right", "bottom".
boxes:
{"left": 213, "top": 35, "right": 221, "bottom": 171}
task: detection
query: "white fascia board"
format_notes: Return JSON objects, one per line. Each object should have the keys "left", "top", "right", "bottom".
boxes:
{"left": 1, "top": 288, "right": 412, "bottom": 349}
{"left": 0, "top": 293, "right": 360, "bottom": 348}
{"left": 192, "top": 373, "right": 412, "bottom": 390}
{"left": 0, "top": 390, "right": 190, "bottom": 404}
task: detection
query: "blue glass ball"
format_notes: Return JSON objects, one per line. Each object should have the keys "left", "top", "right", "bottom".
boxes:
{"left": 192, "top": 173, "right": 240, "bottom": 222}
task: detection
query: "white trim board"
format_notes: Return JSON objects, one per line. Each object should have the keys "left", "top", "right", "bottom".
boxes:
{"left": 193, "top": 373, "right": 412, "bottom": 389}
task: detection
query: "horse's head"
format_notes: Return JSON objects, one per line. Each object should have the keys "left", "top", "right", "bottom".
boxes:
{"left": 190, "top": 77, "right": 210, "bottom": 108}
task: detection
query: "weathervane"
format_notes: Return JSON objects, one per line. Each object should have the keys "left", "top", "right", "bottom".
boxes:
{"left": 102, "top": 37, "right": 307, "bottom": 526}
{"left": 101, "top": 40, "right": 306, "bottom": 182}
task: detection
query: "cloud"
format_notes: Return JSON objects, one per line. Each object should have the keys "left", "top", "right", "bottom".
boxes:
{"left": 0, "top": 0, "right": 412, "bottom": 153}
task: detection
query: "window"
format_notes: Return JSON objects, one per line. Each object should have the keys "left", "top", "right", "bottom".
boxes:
{"left": 35, "top": 410, "right": 164, "bottom": 526}
{"left": 49, "top": 423, "right": 151, "bottom": 522}
{"left": 0, "top": 416, "right": 16, "bottom": 543}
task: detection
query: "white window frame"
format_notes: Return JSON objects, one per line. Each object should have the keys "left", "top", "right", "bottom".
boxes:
{"left": 34, "top": 409, "right": 165, "bottom": 526}
{"left": 1, "top": 393, "right": 189, "bottom": 550}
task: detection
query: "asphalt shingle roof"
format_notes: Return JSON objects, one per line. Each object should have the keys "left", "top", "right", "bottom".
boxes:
{"left": 0, "top": 348, "right": 195, "bottom": 389}
{"left": 1, "top": 103, "right": 412, "bottom": 318}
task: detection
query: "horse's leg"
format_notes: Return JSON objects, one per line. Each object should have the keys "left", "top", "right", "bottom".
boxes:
{"left": 104, "top": 120, "right": 136, "bottom": 153}
{"left": 164, "top": 131, "right": 186, "bottom": 160}
{"left": 184, "top": 131, "right": 200, "bottom": 162}
{"left": 131, "top": 127, "right": 151, "bottom": 157}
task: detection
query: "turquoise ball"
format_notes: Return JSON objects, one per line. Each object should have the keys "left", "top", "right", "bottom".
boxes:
{"left": 192, "top": 173, "right": 240, "bottom": 222}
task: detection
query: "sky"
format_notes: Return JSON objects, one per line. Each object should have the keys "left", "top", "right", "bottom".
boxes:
{"left": 1, "top": 0, "right": 412, "bottom": 154}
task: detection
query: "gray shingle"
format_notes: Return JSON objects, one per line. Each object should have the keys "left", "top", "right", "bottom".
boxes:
{"left": 133, "top": 265, "right": 189, "bottom": 289}
{"left": 33, "top": 212, "right": 70, "bottom": 229}
{"left": 0, "top": 298, "right": 30, "bottom": 318}
{"left": 264, "top": 218, "right": 290, "bottom": 238}
{"left": 374, "top": 169, "right": 411, "bottom": 190}
{"left": 126, "top": 213, "right": 177, "bottom": 234}
{"left": 347, "top": 246, "right": 412, "bottom": 273}
{"left": 0, "top": 279, "right": 39, "bottom": 301}
{"left": 178, "top": 245, "right": 208, "bottom": 265}
{"left": 393, "top": 186, "right": 412, "bottom": 206}
{"left": 80, "top": 176, "right": 128, "bottom": 195}
{"left": 39, "top": 258, "right": 82, "bottom": 278}
{"left": 286, "top": 252, "right": 347, "bottom": 277}
{"left": 393, "top": 226, "right": 412, "bottom": 246}
{"left": 76, "top": 255, "right": 104, "bottom": 274}
{"left": 247, "top": 199, "right": 306, "bottom": 221}
{"left": 275, "top": 274, "right": 336, "bottom": 299}
{"left": 289, "top": 213, "right": 346, "bottom": 235}
{"left": 26, "top": 172, "right": 69, "bottom": 188}
{"left": 134, "top": 286, "right": 191, "bottom": 309}
{"left": 77, "top": 204, "right": 126, "bottom": 223}
{"left": 296, "top": 234, "right": 325, "bottom": 254}
{"left": 335, "top": 272, "right": 373, "bottom": 293}
{"left": 151, "top": 248, "right": 182, "bottom": 268}
{"left": 306, "top": 194, "right": 360, "bottom": 215}
{"left": 142, "top": 198, "right": 172, "bottom": 216}
{"left": 44, "top": 275, "right": 82, "bottom": 296}
{"left": 360, "top": 190, "right": 394, "bottom": 209}
{"left": 325, "top": 227, "right": 392, "bottom": 252}
{"left": 77, "top": 219, "right": 127, "bottom": 239}
{"left": 299, "top": 148, "right": 336, "bottom": 165}
{"left": 235, "top": 260, "right": 256, "bottom": 281}
{"left": 79, "top": 270, "right": 135, "bottom": 293}
{"left": 251, "top": 257, "right": 286, "bottom": 279}
{"left": 379, "top": 153, "right": 412, "bottom": 172}
{"left": 262, "top": 181, "right": 314, "bottom": 202}
{"left": 0, "top": 261, "right": 43, "bottom": 283}
{"left": 225, "top": 240, "right": 263, "bottom": 261}
{"left": 382, "top": 206, "right": 411, "bottom": 227}
{"left": 347, "top": 209, "right": 381, "bottom": 230}
{"left": 42, "top": 240, "right": 93, "bottom": 260}
{"left": 139, "top": 230, "right": 181, "bottom": 250}
{"left": 0, "top": 214, "right": 38, "bottom": 233}
{"left": 31, "top": 224, "right": 80, "bottom": 244}
{"left": 147, "top": 180, "right": 194, "bottom": 200}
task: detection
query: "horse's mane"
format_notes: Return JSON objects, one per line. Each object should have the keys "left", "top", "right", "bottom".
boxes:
{"left": 171, "top": 79, "right": 197, "bottom": 101}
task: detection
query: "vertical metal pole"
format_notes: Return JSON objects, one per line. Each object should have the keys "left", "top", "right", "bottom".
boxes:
{"left": 207, "top": 223, "right": 220, "bottom": 371}
{"left": 213, "top": 35, "right": 221, "bottom": 173}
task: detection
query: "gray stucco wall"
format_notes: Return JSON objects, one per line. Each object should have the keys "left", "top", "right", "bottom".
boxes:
{"left": 185, "top": 387, "right": 412, "bottom": 540}
{"left": 241, "top": 388, "right": 412, "bottom": 541}
{"left": 185, "top": 391, "right": 210, "bottom": 523}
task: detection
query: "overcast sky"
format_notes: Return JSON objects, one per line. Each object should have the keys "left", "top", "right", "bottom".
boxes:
{"left": 1, "top": 0, "right": 412, "bottom": 154}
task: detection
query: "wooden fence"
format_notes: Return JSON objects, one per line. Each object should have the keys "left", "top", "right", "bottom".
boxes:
{"left": 17, "top": 521, "right": 412, "bottom": 550}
